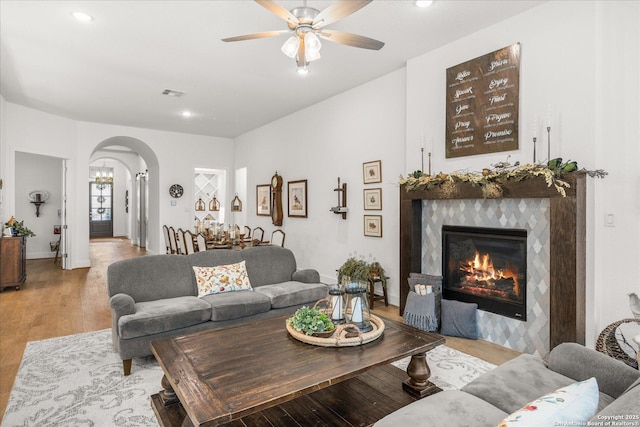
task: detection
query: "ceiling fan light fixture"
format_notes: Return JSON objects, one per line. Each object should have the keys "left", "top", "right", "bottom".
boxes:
{"left": 281, "top": 36, "right": 299, "bottom": 59}
{"left": 304, "top": 32, "right": 322, "bottom": 62}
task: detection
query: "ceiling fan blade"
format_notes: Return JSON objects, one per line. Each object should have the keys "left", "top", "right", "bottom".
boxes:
{"left": 296, "top": 37, "right": 307, "bottom": 67}
{"left": 255, "top": 0, "right": 299, "bottom": 25}
{"left": 312, "top": 0, "right": 372, "bottom": 29}
{"left": 318, "top": 30, "right": 385, "bottom": 50}
{"left": 222, "top": 30, "right": 289, "bottom": 43}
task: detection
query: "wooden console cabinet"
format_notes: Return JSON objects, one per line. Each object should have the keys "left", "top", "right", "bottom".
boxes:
{"left": 1, "top": 236, "right": 27, "bottom": 291}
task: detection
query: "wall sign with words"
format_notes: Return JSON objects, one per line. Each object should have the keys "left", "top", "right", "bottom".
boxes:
{"left": 445, "top": 43, "right": 521, "bottom": 158}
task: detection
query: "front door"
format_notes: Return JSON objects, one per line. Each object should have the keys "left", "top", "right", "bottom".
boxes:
{"left": 89, "top": 182, "right": 113, "bottom": 237}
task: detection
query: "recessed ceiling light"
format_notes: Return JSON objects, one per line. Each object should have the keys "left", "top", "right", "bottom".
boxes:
{"left": 415, "top": 1, "right": 434, "bottom": 8}
{"left": 181, "top": 111, "right": 193, "bottom": 118}
{"left": 72, "top": 12, "right": 93, "bottom": 22}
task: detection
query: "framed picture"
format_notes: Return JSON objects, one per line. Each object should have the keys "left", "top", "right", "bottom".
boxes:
{"left": 363, "top": 188, "right": 382, "bottom": 210}
{"left": 256, "top": 184, "right": 271, "bottom": 216}
{"left": 363, "top": 160, "right": 382, "bottom": 184}
{"left": 364, "top": 215, "right": 382, "bottom": 238}
{"left": 288, "top": 179, "right": 307, "bottom": 218}
{"left": 53, "top": 225, "right": 62, "bottom": 235}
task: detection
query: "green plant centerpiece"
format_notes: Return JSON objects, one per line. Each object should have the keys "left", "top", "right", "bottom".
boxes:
{"left": 337, "top": 256, "right": 386, "bottom": 285}
{"left": 288, "top": 306, "right": 335, "bottom": 336}
{"left": 4, "top": 216, "right": 36, "bottom": 237}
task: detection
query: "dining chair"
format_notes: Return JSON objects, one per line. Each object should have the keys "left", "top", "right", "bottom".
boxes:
{"left": 196, "top": 232, "right": 207, "bottom": 252}
{"left": 244, "top": 226, "right": 251, "bottom": 239}
{"left": 271, "top": 229, "right": 285, "bottom": 247}
{"left": 175, "top": 228, "right": 185, "bottom": 255}
{"left": 252, "top": 226, "right": 264, "bottom": 243}
{"left": 183, "top": 230, "right": 196, "bottom": 254}
{"left": 168, "top": 226, "right": 178, "bottom": 254}
{"left": 162, "top": 225, "right": 171, "bottom": 254}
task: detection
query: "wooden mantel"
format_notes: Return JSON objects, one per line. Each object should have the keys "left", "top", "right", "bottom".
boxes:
{"left": 399, "top": 173, "right": 586, "bottom": 349}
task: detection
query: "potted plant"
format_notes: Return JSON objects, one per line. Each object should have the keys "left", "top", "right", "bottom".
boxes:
{"left": 4, "top": 216, "right": 36, "bottom": 237}
{"left": 337, "top": 256, "right": 386, "bottom": 285}
{"left": 288, "top": 306, "right": 335, "bottom": 336}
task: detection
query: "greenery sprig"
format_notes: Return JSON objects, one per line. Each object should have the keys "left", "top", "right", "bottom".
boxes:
{"left": 288, "top": 306, "right": 335, "bottom": 336}
{"left": 400, "top": 158, "right": 607, "bottom": 198}
{"left": 4, "top": 216, "right": 36, "bottom": 237}
{"left": 337, "top": 257, "right": 386, "bottom": 285}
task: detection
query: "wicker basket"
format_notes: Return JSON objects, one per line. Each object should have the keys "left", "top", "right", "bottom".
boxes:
{"left": 286, "top": 314, "right": 385, "bottom": 347}
{"left": 595, "top": 318, "right": 639, "bottom": 369}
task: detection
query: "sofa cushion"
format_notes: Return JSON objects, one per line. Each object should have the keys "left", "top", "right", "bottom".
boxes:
{"left": 373, "top": 390, "right": 507, "bottom": 427}
{"left": 201, "top": 291, "right": 272, "bottom": 321}
{"left": 440, "top": 299, "right": 478, "bottom": 339}
{"left": 188, "top": 250, "right": 243, "bottom": 267}
{"left": 462, "top": 353, "right": 616, "bottom": 414}
{"left": 240, "top": 246, "right": 296, "bottom": 287}
{"left": 498, "top": 377, "right": 599, "bottom": 427}
{"left": 108, "top": 255, "right": 196, "bottom": 302}
{"left": 591, "top": 378, "right": 640, "bottom": 422}
{"left": 118, "top": 296, "right": 211, "bottom": 339}
{"left": 254, "top": 281, "right": 327, "bottom": 308}
{"left": 193, "top": 261, "right": 252, "bottom": 297}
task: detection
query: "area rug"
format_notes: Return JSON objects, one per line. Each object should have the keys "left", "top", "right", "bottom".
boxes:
{"left": 2, "top": 329, "right": 496, "bottom": 427}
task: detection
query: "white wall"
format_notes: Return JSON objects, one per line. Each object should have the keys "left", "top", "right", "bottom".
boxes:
{"left": 15, "top": 152, "right": 62, "bottom": 259}
{"left": 234, "top": 1, "right": 639, "bottom": 345}
{"left": 1, "top": 102, "right": 235, "bottom": 268}
{"left": 405, "top": 0, "right": 639, "bottom": 345}
{"left": 235, "top": 69, "right": 406, "bottom": 304}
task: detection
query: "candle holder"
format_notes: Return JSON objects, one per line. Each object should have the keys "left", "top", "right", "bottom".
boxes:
{"left": 344, "top": 281, "right": 372, "bottom": 333}
{"left": 533, "top": 137, "right": 537, "bottom": 163}
{"left": 328, "top": 284, "right": 346, "bottom": 324}
{"left": 547, "top": 126, "right": 551, "bottom": 161}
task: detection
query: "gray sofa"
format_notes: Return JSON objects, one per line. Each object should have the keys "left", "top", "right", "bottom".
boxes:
{"left": 375, "top": 343, "right": 640, "bottom": 426}
{"left": 107, "top": 246, "right": 327, "bottom": 375}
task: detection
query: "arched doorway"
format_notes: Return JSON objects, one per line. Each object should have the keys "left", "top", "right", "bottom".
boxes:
{"left": 90, "top": 137, "right": 159, "bottom": 251}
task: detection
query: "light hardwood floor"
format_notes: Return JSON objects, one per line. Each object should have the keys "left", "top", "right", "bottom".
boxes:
{"left": 0, "top": 237, "right": 520, "bottom": 419}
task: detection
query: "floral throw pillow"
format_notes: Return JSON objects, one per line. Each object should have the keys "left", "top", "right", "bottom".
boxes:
{"left": 193, "top": 261, "right": 252, "bottom": 297}
{"left": 497, "top": 377, "right": 599, "bottom": 427}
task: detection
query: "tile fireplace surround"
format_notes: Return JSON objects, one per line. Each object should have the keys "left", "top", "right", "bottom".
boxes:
{"left": 399, "top": 173, "right": 586, "bottom": 357}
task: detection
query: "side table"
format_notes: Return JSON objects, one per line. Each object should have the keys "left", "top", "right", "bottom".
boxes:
{"left": 368, "top": 276, "right": 389, "bottom": 309}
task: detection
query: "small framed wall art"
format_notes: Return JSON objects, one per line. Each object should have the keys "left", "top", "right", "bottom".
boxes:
{"left": 364, "top": 215, "right": 382, "bottom": 238}
{"left": 363, "top": 160, "right": 382, "bottom": 184}
{"left": 363, "top": 188, "right": 382, "bottom": 210}
{"left": 288, "top": 179, "right": 307, "bottom": 218}
{"left": 256, "top": 184, "right": 271, "bottom": 216}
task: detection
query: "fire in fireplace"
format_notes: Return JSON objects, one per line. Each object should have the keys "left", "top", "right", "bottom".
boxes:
{"left": 442, "top": 225, "right": 527, "bottom": 321}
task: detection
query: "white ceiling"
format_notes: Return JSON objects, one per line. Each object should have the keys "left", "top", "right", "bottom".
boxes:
{"left": 0, "top": 0, "right": 545, "bottom": 138}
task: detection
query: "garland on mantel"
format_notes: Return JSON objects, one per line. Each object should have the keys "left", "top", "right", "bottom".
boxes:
{"left": 399, "top": 158, "right": 607, "bottom": 198}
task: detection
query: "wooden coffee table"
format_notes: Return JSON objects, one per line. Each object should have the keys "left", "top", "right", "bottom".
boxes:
{"left": 151, "top": 314, "right": 445, "bottom": 427}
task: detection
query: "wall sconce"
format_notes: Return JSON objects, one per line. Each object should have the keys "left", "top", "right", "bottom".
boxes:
{"left": 28, "top": 190, "right": 49, "bottom": 217}
{"left": 330, "top": 178, "right": 347, "bottom": 219}
{"left": 231, "top": 194, "right": 242, "bottom": 212}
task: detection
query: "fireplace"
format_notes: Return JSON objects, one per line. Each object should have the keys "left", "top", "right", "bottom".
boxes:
{"left": 442, "top": 225, "right": 527, "bottom": 321}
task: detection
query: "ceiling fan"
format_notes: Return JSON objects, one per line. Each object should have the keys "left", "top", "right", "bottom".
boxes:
{"left": 222, "top": 0, "right": 385, "bottom": 70}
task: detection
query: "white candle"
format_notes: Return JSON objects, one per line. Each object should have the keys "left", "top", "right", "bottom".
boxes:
{"left": 426, "top": 285, "right": 433, "bottom": 294}
{"left": 533, "top": 117, "right": 537, "bottom": 138}
{"left": 547, "top": 104, "right": 552, "bottom": 128}
{"left": 331, "top": 295, "right": 343, "bottom": 320}
{"left": 421, "top": 132, "right": 425, "bottom": 149}
{"left": 351, "top": 296, "right": 363, "bottom": 323}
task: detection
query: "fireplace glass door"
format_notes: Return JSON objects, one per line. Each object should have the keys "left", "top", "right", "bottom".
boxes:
{"left": 442, "top": 225, "right": 527, "bottom": 321}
